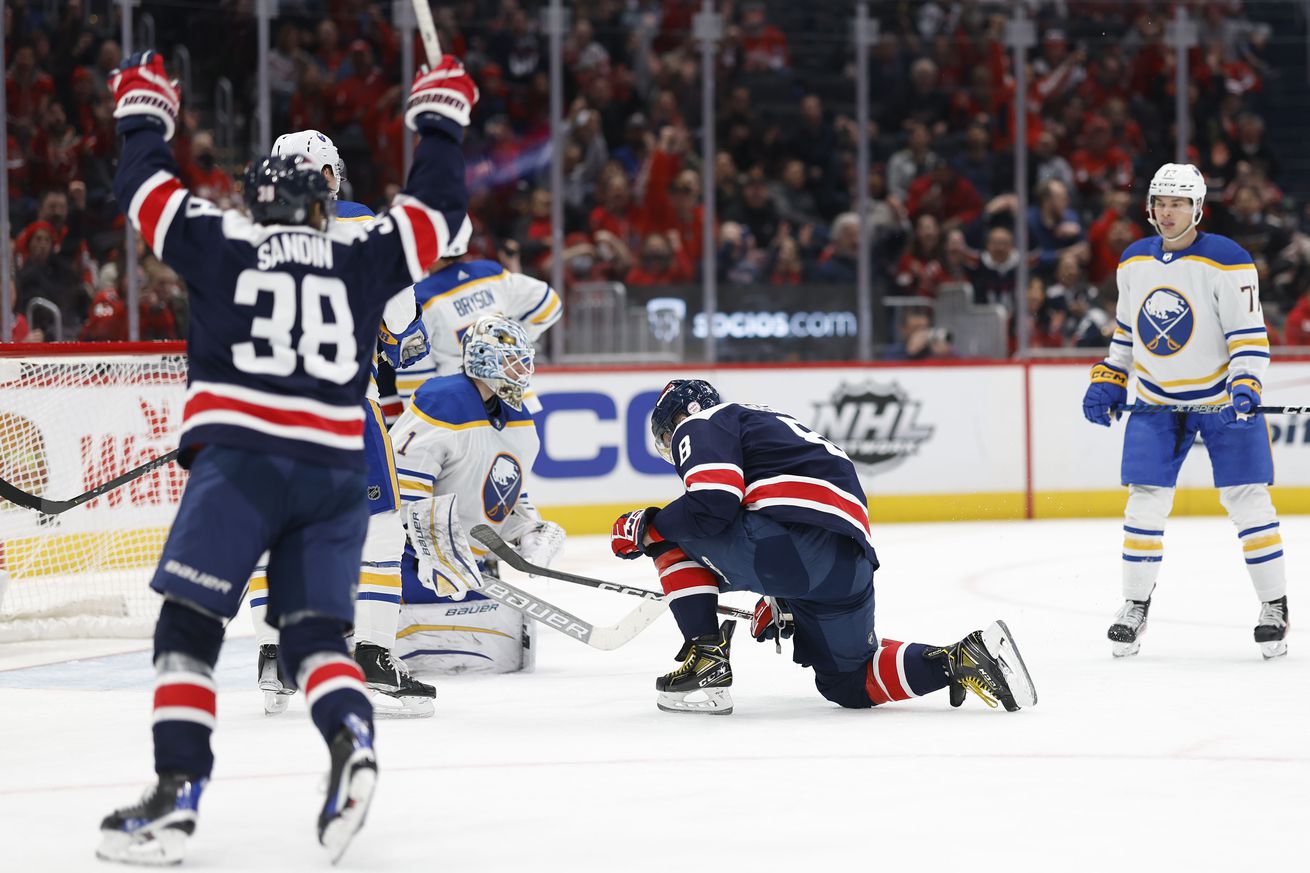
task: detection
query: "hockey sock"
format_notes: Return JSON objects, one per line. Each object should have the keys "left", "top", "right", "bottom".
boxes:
{"left": 1122, "top": 485, "right": 1172, "bottom": 601}
{"left": 247, "top": 564, "right": 279, "bottom": 647}
{"left": 865, "top": 639, "right": 950, "bottom": 705}
{"left": 152, "top": 600, "right": 224, "bottom": 777}
{"left": 653, "top": 547, "right": 719, "bottom": 639}
{"left": 1221, "top": 485, "right": 1288, "bottom": 601}
{"left": 282, "top": 618, "right": 373, "bottom": 744}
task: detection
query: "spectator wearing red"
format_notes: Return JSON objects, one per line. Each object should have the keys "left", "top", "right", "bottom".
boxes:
{"left": 770, "top": 235, "right": 803, "bottom": 285}
{"left": 896, "top": 213, "right": 948, "bottom": 298}
{"left": 905, "top": 162, "right": 982, "bottom": 229}
{"left": 5, "top": 44, "right": 55, "bottom": 143}
{"left": 79, "top": 280, "right": 127, "bottom": 341}
{"left": 590, "top": 171, "right": 642, "bottom": 250}
{"left": 1070, "top": 116, "right": 1132, "bottom": 203}
{"left": 626, "top": 232, "right": 693, "bottom": 287}
{"left": 181, "top": 131, "right": 235, "bottom": 206}
{"left": 67, "top": 66, "right": 97, "bottom": 135}
{"left": 289, "top": 63, "right": 335, "bottom": 133}
{"left": 332, "top": 41, "right": 388, "bottom": 144}
{"left": 28, "top": 101, "right": 83, "bottom": 193}
{"left": 1087, "top": 191, "right": 1143, "bottom": 284}
{"left": 740, "top": 3, "right": 790, "bottom": 72}
{"left": 313, "top": 19, "right": 344, "bottom": 77}
{"left": 1033, "top": 29, "right": 1087, "bottom": 103}
{"left": 1284, "top": 289, "right": 1310, "bottom": 346}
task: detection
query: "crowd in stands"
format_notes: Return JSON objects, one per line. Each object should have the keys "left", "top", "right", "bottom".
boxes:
{"left": 7, "top": 0, "right": 1310, "bottom": 355}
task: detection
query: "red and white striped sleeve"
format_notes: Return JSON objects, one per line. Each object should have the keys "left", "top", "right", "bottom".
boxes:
{"left": 387, "top": 193, "right": 454, "bottom": 283}
{"left": 126, "top": 169, "right": 189, "bottom": 258}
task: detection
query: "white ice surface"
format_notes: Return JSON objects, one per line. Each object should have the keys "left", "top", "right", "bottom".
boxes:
{"left": 2, "top": 519, "right": 1307, "bottom": 872}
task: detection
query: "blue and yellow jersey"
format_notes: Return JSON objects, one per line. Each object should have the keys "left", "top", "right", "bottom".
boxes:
{"left": 334, "top": 199, "right": 374, "bottom": 223}
{"left": 1107, "top": 232, "right": 1267, "bottom": 406}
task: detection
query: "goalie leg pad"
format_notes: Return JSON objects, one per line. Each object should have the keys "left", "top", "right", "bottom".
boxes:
{"left": 394, "top": 600, "right": 535, "bottom": 675}
{"left": 355, "top": 510, "right": 406, "bottom": 648}
{"left": 405, "top": 492, "right": 482, "bottom": 600}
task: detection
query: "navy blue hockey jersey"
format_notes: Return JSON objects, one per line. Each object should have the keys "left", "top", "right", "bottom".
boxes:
{"left": 113, "top": 124, "right": 468, "bottom": 470}
{"left": 654, "top": 403, "right": 878, "bottom": 567}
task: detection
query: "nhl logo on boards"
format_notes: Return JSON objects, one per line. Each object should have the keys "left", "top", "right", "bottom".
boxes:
{"left": 809, "top": 381, "right": 933, "bottom": 476}
{"left": 1137, "top": 287, "right": 1194, "bottom": 357}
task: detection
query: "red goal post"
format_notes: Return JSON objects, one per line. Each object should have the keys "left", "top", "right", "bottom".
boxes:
{"left": 0, "top": 342, "right": 188, "bottom": 641}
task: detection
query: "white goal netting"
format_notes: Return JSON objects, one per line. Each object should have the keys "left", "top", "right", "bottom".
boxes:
{"left": 0, "top": 350, "right": 188, "bottom": 641}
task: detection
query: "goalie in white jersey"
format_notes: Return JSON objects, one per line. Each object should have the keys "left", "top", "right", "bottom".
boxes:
{"left": 1082, "top": 162, "right": 1289, "bottom": 659}
{"left": 387, "top": 314, "right": 564, "bottom": 673}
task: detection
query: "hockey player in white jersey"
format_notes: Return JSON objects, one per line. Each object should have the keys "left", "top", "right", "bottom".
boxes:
{"left": 387, "top": 314, "right": 564, "bottom": 673}
{"left": 1082, "top": 162, "right": 1289, "bottom": 659}
{"left": 386, "top": 231, "right": 562, "bottom": 413}
{"left": 247, "top": 128, "right": 437, "bottom": 717}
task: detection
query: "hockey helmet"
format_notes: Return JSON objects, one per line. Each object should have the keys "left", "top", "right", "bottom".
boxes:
{"left": 651, "top": 379, "right": 721, "bottom": 463}
{"left": 1146, "top": 162, "right": 1206, "bottom": 241}
{"left": 244, "top": 154, "right": 333, "bottom": 228}
{"left": 462, "top": 314, "right": 535, "bottom": 411}
{"left": 272, "top": 129, "right": 346, "bottom": 197}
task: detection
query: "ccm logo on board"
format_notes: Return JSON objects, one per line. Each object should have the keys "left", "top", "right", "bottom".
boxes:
{"left": 531, "top": 391, "right": 674, "bottom": 478}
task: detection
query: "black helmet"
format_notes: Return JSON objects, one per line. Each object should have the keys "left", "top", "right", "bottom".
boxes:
{"left": 244, "top": 154, "right": 332, "bottom": 227}
{"left": 650, "top": 379, "right": 720, "bottom": 462}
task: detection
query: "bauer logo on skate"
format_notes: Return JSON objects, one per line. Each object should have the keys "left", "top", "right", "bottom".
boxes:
{"left": 1137, "top": 287, "right": 1194, "bottom": 357}
{"left": 808, "top": 381, "right": 934, "bottom": 476}
{"left": 483, "top": 453, "right": 523, "bottom": 522}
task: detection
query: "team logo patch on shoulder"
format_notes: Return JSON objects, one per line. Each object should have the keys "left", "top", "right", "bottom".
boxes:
{"left": 1137, "top": 287, "right": 1193, "bottom": 356}
{"left": 483, "top": 453, "right": 523, "bottom": 522}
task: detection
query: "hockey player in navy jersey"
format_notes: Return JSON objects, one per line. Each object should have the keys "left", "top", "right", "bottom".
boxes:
{"left": 611, "top": 380, "right": 1037, "bottom": 716}
{"left": 96, "top": 51, "right": 478, "bottom": 864}
{"left": 248, "top": 127, "right": 437, "bottom": 717}
{"left": 1082, "top": 163, "right": 1290, "bottom": 659}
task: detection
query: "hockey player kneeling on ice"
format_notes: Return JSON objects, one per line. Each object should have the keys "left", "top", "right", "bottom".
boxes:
{"left": 1082, "top": 162, "right": 1289, "bottom": 660}
{"left": 389, "top": 314, "right": 563, "bottom": 674}
{"left": 610, "top": 380, "right": 1037, "bottom": 716}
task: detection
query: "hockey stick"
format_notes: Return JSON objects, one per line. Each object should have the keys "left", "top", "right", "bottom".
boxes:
{"left": 476, "top": 575, "right": 667, "bottom": 650}
{"left": 410, "top": 0, "right": 443, "bottom": 65}
{"left": 0, "top": 448, "right": 180, "bottom": 515}
{"left": 470, "top": 524, "right": 753, "bottom": 621}
{"left": 1113, "top": 403, "right": 1310, "bottom": 415}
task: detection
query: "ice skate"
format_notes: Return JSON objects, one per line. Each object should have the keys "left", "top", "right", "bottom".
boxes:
{"left": 926, "top": 620, "right": 1037, "bottom": 712}
{"left": 1108, "top": 597, "right": 1151, "bottom": 657}
{"left": 655, "top": 620, "right": 735, "bottom": 715}
{"left": 1255, "top": 596, "right": 1289, "bottom": 660}
{"left": 258, "top": 644, "right": 295, "bottom": 715}
{"left": 318, "top": 713, "right": 377, "bottom": 864}
{"left": 354, "top": 642, "right": 435, "bottom": 719}
{"left": 96, "top": 771, "right": 207, "bottom": 866}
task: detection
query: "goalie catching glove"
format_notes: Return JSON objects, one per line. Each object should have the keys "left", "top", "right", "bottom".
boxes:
{"left": 404, "top": 493, "right": 482, "bottom": 600}
{"left": 405, "top": 57, "right": 479, "bottom": 131}
{"left": 110, "top": 51, "right": 180, "bottom": 141}
{"left": 499, "top": 494, "right": 566, "bottom": 574}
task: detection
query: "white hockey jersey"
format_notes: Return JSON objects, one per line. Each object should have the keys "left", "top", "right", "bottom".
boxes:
{"left": 1106, "top": 233, "right": 1269, "bottom": 405}
{"left": 391, "top": 372, "right": 541, "bottom": 561}
{"left": 392, "top": 259, "right": 562, "bottom": 407}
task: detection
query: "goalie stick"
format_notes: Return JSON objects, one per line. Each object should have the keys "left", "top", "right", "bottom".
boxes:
{"left": 1114, "top": 403, "right": 1310, "bottom": 415}
{"left": 476, "top": 575, "right": 667, "bottom": 650}
{"left": 0, "top": 448, "right": 180, "bottom": 515}
{"left": 470, "top": 524, "right": 753, "bottom": 621}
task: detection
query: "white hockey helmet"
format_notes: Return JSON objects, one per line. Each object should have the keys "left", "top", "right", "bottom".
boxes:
{"left": 462, "top": 314, "right": 535, "bottom": 411}
{"left": 1146, "top": 162, "right": 1206, "bottom": 241}
{"left": 271, "top": 129, "right": 346, "bottom": 198}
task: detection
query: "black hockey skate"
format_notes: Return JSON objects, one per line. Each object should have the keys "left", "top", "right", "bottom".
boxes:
{"left": 656, "top": 620, "right": 735, "bottom": 715}
{"left": 1107, "top": 597, "right": 1151, "bottom": 658}
{"left": 354, "top": 642, "right": 435, "bottom": 719}
{"left": 258, "top": 643, "right": 295, "bottom": 716}
{"left": 97, "top": 771, "right": 207, "bottom": 866}
{"left": 926, "top": 620, "right": 1037, "bottom": 712}
{"left": 318, "top": 713, "right": 377, "bottom": 864}
{"left": 1255, "top": 596, "right": 1289, "bottom": 660}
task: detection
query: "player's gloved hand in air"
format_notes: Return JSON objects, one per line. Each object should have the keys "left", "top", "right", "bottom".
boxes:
{"left": 405, "top": 56, "right": 480, "bottom": 132}
{"left": 1082, "top": 362, "right": 1128, "bottom": 427}
{"left": 1222, "top": 377, "right": 1261, "bottom": 429}
{"left": 379, "top": 317, "right": 430, "bottom": 369}
{"left": 109, "top": 50, "right": 181, "bottom": 141}
{"left": 750, "top": 597, "right": 794, "bottom": 647}
{"left": 610, "top": 507, "right": 663, "bottom": 559}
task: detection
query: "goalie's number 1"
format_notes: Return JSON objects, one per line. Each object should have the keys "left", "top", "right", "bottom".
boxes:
{"left": 231, "top": 269, "right": 359, "bottom": 384}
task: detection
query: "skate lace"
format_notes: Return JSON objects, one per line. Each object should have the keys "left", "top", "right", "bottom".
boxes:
{"left": 1258, "top": 601, "right": 1287, "bottom": 628}
{"left": 959, "top": 676, "right": 1000, "bottom": 709}
{"left": 1116, "top": 601, "right": 1147, "bottom": 626}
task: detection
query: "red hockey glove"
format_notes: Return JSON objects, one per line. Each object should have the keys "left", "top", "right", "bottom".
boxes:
{"left": 750, "top": 597, "right": 794, "bottom": 644}
{"left": 405, "top": 57, "right": 480, "bottom": 131}
{"left": 110, "top": 51, "right": 180, "bottom": 141}
{"left": 610, "top": 507, "right": 663, "bottom": 560}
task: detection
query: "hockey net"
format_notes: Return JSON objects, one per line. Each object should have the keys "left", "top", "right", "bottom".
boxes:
{"left": 0, "top": 344, "right": 188, "bottom": 641}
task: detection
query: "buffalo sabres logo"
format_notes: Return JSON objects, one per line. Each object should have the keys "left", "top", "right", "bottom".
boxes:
{"left": 482, "top": 453, "right": 523, "bottom": 522}
{"left": 1137, "top": 287, "right": 1193, "bottom": 357}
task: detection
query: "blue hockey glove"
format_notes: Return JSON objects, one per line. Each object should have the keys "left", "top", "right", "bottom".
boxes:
{"left": 1222, "top": 377, "right": 1261, "bottom": 429}
{"left": 109, "top": 51, "right": 180, "bottom": 141}
{"left": 379, "top": 317, "right": 430, "bottom": 369}
{"left": 1082, "top": 363, "right": 1128, "bottom": 427}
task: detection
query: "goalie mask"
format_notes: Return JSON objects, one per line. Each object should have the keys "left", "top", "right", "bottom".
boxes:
{"left": 462, "top": 315, "right": 535, "bottom": 410}
{"left": 651, "top": 379, "right": 721, "bottom": 463}
{"left": 272, "top": 129, "right": 346, "bottom": 198}
{"left": 1146, "top": 162, "right": 1206, "bottom": 242}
